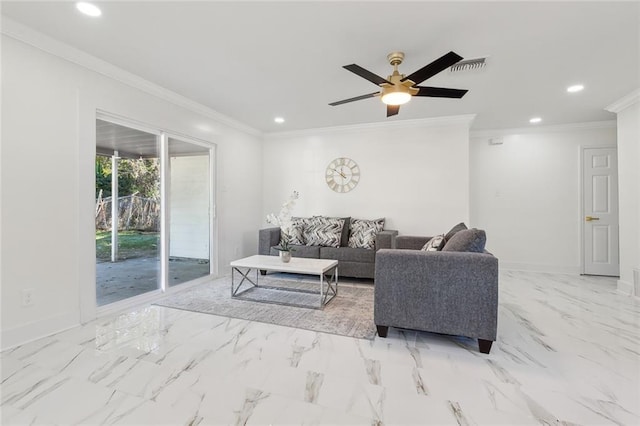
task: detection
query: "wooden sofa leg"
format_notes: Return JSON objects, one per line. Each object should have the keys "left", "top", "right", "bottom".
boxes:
{"left": 260, "top": 270, "right": 267, "bottom": 276}
{"left": 478, "top": 339, "right": 493, "bottom": 354}
{"left": 376, "top": 325, "right": 389, "bottom": 338}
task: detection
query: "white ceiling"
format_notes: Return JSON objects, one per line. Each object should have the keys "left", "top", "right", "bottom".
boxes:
{"left": 3, "top": 1, "right": 639, "bottom": 133}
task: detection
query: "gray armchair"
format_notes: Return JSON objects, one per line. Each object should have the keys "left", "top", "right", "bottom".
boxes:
{"left": 374, "top": 235, "right": 498, "bottom": 354}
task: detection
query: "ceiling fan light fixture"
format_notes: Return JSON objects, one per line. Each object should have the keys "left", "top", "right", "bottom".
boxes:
{"left": 76, "top": 2, "right": 102, "bottom": 17}
{"left": 381, "top": 90, "right": 411, "bottom": 106}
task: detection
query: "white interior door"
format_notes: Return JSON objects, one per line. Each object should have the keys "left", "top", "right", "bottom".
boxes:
{"left": 582, "top": 147, "right": 619, "bottom": 276}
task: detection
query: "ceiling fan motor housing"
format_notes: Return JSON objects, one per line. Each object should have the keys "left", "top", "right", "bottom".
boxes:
{"left": 387, "top": 51, "right": 405, "bottom": 67}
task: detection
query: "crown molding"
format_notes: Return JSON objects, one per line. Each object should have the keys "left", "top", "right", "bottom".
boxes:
{"left": 264, "top": 114, "right": 476, "bottom": 139}
{"left": 470, "top": 120, "right": 616, "bottom": 138}
{"left": 605, "top": 89, "right": 640, "bottom": 113}
{"left": 1, "top": 17, "right": 262, "bottom": 137}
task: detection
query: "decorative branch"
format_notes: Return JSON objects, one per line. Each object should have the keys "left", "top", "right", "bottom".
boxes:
{"left": 266, "top": 191, "right": 300, "bottom": 229}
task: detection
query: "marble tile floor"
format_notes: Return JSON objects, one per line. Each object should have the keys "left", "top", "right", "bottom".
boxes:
{"left": 1, "top": 270, "right": 639, "bottom": 425}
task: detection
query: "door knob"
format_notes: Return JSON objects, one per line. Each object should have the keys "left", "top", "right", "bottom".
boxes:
{"left": 585, "top": 216, "right": 600, "bottom": 222}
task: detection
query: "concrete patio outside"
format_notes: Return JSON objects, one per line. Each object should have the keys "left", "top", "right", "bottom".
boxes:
{"left": 96, "top": 257, "right": 209, "bottom": 306}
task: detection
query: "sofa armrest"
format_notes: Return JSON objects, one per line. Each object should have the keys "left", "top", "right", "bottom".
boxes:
{"left": 374, "top": 249, "right": 498, "bottom": 341}
{"left": 259, "top": 227, "right": 281, "bottom": 255}
{"left": 396, "top": 235, "right": 433, "bottom": 250}
{"left": 376, "top": 230, "right": 398, "bottom": 250}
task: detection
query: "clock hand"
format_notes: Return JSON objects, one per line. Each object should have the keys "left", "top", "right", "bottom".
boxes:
{"left": 331, "top": 168, "right": 347, "bottom": 179}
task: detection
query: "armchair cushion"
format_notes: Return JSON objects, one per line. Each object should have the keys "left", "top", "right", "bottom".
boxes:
{"left": 442, "top": 228, "right": 486, "bottom": 253}
{"left": 444, "top": 222, "right": 468, "bottom": 241}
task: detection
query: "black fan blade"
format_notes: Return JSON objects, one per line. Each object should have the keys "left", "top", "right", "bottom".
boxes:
{"left": 343, "top": 64, "right": 392, "bottom": 86}
{"left": 401, "top": 51, "right": 463, "bottom": 84}
{"left": 387, "top": 105, "right": 400, "bottom": 117}
{"left": 329, "top": 92, "right": 378, "bottom": 106}
{"left": 415, "top": 86, "right": 468, "bottom": 98}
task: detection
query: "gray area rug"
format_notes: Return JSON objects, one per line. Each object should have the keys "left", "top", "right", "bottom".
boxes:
{"left": 154, "top": 273, "right": 376, "bottom": 340}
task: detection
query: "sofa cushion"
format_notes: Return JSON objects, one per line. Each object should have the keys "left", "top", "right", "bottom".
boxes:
{"left": 348, "top": 218, "right": 385, "bottom": 249}
{"left": 339, "top": 217, "right": 350, "bottom": 247}
{"left": 421, "top": 235, "right": 445, "bottom": 251}
{"left": 304, "top": 216, "right": 344, "bottom": 248}
{"left": 320, "top": 246, "right": 375, "bottom": 263}
{"left": 442, "top": 228, "right": 486, "bottom": 253}
{"left": 270, "top": 244, "right": 320, "bottom": 258}
{"left": 444, "top": 222, "right": 468, "bottom": 242}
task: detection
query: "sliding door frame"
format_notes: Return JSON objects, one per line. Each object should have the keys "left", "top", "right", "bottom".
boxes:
{"left": 164, "top": 132, "right": 218, "bottom": 279}
{"left": 84, "top": 110, "right": 217, "bottom": 321}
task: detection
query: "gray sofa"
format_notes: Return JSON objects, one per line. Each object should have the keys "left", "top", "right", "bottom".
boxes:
{"left": 259, "top": 227, "right": 398, "bottom": 279}
{"left": 374, "top": 234, "right": 498, "bottom": 353}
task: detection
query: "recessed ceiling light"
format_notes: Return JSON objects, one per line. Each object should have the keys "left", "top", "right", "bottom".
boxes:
{"left": 76, "top": 2, "right": 102, "bottom": 17}
{"left": 274, "top": 117, "right": 285, "bottom": 124}
{"left": 529, "top": 117, "right": 542, "bottom": 124}
{"left": 567, "top": 84, "right": 584, "bottom": 93}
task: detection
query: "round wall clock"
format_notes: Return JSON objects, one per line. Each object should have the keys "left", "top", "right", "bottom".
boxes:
{"left": 325, "top": 157, "right": 360, "bottom": 193}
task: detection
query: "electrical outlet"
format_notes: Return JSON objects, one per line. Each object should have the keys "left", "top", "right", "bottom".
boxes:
{"left": 21, "top": 289, "right": 34, "bottom": 307}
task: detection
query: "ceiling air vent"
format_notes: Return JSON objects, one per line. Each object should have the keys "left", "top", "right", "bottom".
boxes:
{"left": 450, "top": 57, "right": 487, "bottom": 72}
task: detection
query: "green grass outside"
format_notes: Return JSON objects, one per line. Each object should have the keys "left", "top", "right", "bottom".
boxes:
{"left": 96, "top": 230, "right": 159, "bottom": 261}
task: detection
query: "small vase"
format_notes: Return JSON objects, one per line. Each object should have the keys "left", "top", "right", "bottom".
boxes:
{"left": 279, "top": 251, "right": 291, "bottom": 263}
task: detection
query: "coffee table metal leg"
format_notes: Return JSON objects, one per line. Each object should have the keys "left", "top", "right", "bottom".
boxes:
{"left": 232, "top": 267, "right": 258, "bottom": 297}
{"left": 319, "top": 266, "right": 338, "bottom": 307}
{"left": 320, "top": 272, "right": 324, "bottom": 309}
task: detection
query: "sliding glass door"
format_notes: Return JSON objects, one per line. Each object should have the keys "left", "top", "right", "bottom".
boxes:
{"left": 95, "top": 119, "right": 161, "bottom": 306}
{"left": 168, "top": 137, "right": 212, "bottom": 286}
{"left": 95, "top": 116, "right": 214, "bottom": 307}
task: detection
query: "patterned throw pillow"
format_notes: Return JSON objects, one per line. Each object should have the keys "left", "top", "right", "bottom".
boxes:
{"left": 421, "top": 235, "right": 445, "bottom": 251}
{"left": 304, "top": 216, "right": 344, "bottom": 248}
{"left": 348, "top": 218, "right": 385, "bottom": 250}
{"left": 281, "top": 217, "right": 307, "bottom": 246}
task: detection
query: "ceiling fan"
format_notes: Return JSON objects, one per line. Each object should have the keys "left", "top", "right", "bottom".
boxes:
{"left": 329, "top": 51, "right": 469, "bottom": 117}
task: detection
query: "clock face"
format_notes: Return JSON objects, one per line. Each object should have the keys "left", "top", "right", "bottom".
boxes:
{"left": 325, "top": 157, "right": 360, "bottom": 193}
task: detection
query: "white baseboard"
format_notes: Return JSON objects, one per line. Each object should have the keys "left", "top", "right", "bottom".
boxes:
{"left": 500, "top": 262, "right": 581, "bottom": 275}
{"left": 618, "top": 268, "right": 640, "bottom": 298}
{"left": 617, "top": 279, "right": 633, "bottom": 296}
{"left": 1, "top": 311, "right": 79, "bottom": 352}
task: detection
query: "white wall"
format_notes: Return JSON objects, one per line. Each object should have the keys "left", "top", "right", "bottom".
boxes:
{"left": 1, "top": 34, "right": 263, "bottom": 349}
{"left": 170, "top": 155, "right": 210, "bottom": 260}
{"left": 470, "top": 124, "right": 617, "bottom": 273}
{"left": 263, "top": 117, "right": 474, "bottom": 236}
{"left": 609, "top": 94, "right": 640, "bottom": 295}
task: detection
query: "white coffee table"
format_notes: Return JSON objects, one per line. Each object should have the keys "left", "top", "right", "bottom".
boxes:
{"left": 230, "top": 255, "right": 338, "bottom": 309}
